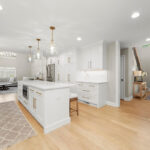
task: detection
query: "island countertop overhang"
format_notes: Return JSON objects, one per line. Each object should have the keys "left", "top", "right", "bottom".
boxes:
{"left": 18, "top": 80, "right": 74, "bottom": 91}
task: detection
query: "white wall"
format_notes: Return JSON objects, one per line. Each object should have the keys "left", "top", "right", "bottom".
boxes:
{"left": 107, "top": 41, "right": 120, "bottom": 107}
{"left": 0, "top": 53, "right": 31, "bottom": 80}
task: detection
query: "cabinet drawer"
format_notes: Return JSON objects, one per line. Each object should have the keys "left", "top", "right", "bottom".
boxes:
{"left": 78, "top": 87, "right": 98, "bottom": 97}
{"left": 79, "top": 95, "right": 90, "bottom": 102}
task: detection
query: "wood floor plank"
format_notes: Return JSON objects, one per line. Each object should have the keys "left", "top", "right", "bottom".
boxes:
{"left": 0, "top": 94, "right": 150, "bottom": 150}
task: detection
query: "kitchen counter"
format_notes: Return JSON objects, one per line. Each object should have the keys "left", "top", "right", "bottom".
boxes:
{"left": 18, "top": 80, "right": 73, "bottom": 90}
{"left": 17, "top": 80, "right": 72, "bottom": 134}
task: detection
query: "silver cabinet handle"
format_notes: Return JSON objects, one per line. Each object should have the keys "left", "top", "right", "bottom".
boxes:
{"left": 90, "top": 61, "right": 92, "bottom": 68}
{"left": 30, "top": 89, "right": 34, "bottom": 92}
{"left": 88, "top": 61, "right": 89, "bottom": 69}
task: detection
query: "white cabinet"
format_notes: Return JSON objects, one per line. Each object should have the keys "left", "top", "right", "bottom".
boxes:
{"left": 77, "top": 82, "right": 107, "bottom": 108}
{"left": 28, "top": 87, "right": 44, "bottom": 124}
{"left": 77, "top": 41, "right": 104, "bottom": 70}
{"left": 29, "top": 87, "right": 35, "bottom": 114}
{"left": 17, "top": 83, "right": 22, "bottom": 101}
{"left": 17, "top": 81, "right": 70, "bottom": 134}
{"left": 49, "top": 49, "right": 77, "bottom": 83}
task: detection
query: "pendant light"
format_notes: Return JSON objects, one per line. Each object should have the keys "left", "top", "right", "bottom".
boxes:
{"left": 50, "top": 26, "right": 56, "bottom": 55}
{"left": 28, "top": 46, "right": 32, "bottom": 62}
{"left": 36, "top": 38, "right": 41, "bottom": 59}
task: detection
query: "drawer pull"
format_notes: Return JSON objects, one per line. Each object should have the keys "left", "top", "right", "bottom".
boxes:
{"left": 30, "top": 89, "right": 34, "bottom": 91}
{"left": 36, "top": 92, "right": 42, "bottom": 95}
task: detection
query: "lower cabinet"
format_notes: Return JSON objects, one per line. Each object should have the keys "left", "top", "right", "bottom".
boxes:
{"left": 28, "top": 87, "right": 44, "bottom": 126}
{"left": 34, "top": 90, "right": 44, "bottom": 124}
{"left": 17, "top": 83, "right": 22, "bottom": 102}
{"left": 77, "top": 82, "right": 107, "bottom": 108}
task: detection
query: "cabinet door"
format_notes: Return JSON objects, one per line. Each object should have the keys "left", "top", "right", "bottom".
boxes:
{"left": 29, "top": 88, "right": 35, "bottom": 114}
{"left": 90, "top": 45, "right": 103, "bottom": 69}
{"left": 83, "top": 49, "right": 91, "bottom": 70}
{"left": 17, "top": 84, "right": 22, "bottom": 100}
{"left": 34, "top": 91, "right": 44, "bottom": 123}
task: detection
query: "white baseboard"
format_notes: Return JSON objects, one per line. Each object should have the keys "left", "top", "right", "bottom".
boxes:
{"left": 44, "top": 117, "right": 71, "bottom": 134}
{"left": 123, "top": 96, "right": 133, "bottom": 101}
{"left": 106, "top": 101, "right": 119, "bottom": 107}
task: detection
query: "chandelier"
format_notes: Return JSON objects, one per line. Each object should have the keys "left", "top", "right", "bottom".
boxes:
{"left": 0, "top": 51, "right": 16, "bottom": 58}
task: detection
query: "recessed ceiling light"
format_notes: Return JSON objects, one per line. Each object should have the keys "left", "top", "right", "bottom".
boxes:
{"left": 77, "top": 37, "right": 82, "bottom": 41}
{"left": 146, "top": 38, "right": 150, "bottom": 42}
{"left": 0, "top": 5, "right": 3, "bottom": 10}
{"left": 131, "top": 12, "right": 140, "bottom": 19}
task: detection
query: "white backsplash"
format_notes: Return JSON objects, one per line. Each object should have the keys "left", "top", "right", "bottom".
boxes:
{"left": 76, "top": 70, "right": 108, "bottom": 83}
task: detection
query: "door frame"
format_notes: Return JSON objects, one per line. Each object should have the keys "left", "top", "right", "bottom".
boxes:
{"left": 120, "top": 55, "right": 126, "bottom": 99}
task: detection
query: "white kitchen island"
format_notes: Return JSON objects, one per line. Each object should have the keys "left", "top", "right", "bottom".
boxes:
{"left": 17, "top": 80, "right": 73, "bottom": 134}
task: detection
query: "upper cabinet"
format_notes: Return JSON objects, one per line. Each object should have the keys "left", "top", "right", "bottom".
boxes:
{"left": 77, "top": 41, "right": 106, "bottom": 70}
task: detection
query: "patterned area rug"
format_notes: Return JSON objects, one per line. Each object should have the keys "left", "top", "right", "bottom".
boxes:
{"left": 0, "top": 101, "right": 36, "bottom": 150}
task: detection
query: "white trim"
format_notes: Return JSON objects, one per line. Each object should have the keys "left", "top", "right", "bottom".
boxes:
{"left": 124, "top": 96, "right": 133, "bottom": 101}
{"left": 44, "top": 117, "right": 71, "bottom": 134}
{"left": 116, "top": 41, "right": 120, "bottom": 107}
{"left": 106, "top": 101, "right": 119, "bottom": 107}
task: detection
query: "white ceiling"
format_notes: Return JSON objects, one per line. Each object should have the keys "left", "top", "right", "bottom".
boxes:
{"left": 0, "top": 0, "right": 150, "bottom": 53}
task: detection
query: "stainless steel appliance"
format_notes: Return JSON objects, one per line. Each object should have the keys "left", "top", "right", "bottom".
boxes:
{"left": 46, "top": 64, "right": 55, "bottom": 82}
{"left": 23, "top": 85, "right": 28, "bottom": 99}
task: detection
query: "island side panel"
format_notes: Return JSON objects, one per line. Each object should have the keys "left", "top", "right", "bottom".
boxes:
{"left": 44, "top": 88, "right": 70, "bottom": 134}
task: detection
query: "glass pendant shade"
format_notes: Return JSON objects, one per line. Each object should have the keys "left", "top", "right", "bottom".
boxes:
{"left": 36, "top": 38, "right": 41, "bottom": 59}
{"left": 28, "top": 56, "right": 32, "bottom": 62}
{"left": 50, "top": 42, "right": 56, "bottom": 55}
{"left": 50, "top": 26, "right": 57, "bottom": 56}
{"left": 28, "top": 46, "right": 32, "bottom": 62}
{"left": 36, "top": 51, "right": 40, "bottom": 59}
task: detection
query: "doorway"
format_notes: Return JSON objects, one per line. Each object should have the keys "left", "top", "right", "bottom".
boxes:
{"left": 120, "top": 55, "right": 125, "bottom": 100}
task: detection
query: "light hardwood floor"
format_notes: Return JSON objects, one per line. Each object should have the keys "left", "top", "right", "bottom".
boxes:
{"left": 1, "top": 93, "right": 150, "bottom": 150}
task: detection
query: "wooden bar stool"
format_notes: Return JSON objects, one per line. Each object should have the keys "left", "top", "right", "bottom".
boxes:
{"left": 69, "top": 93, "right": 79, "bottom": 116}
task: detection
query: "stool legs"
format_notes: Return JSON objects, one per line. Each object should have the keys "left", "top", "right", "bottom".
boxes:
{"left": 70, "top": 97, "right": 79, "bottom": 116}
{"left": 76, "top": 98, "right": 79, "bottom": 116}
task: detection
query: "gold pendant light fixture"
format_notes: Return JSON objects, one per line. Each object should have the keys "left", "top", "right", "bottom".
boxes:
{"left": 50, "top": 26, "right": 56, "bottom": 55}
{"left": 36, "top": 38, "right": 41, "bottom": 59}
{"left": 28, "top": 45, "right": 32, "bottom": 62}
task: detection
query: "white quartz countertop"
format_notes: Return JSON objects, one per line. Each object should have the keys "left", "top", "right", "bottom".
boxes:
{"left": 76, "top": 80, "right": 108, "bottom": 84}
{"left": 18, "top": 80, "right": 74, "bottom": 90}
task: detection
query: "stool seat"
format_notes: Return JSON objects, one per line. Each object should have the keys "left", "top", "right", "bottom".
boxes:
{"left": 70, "top": 93, "right": 78, "bottom": 99}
